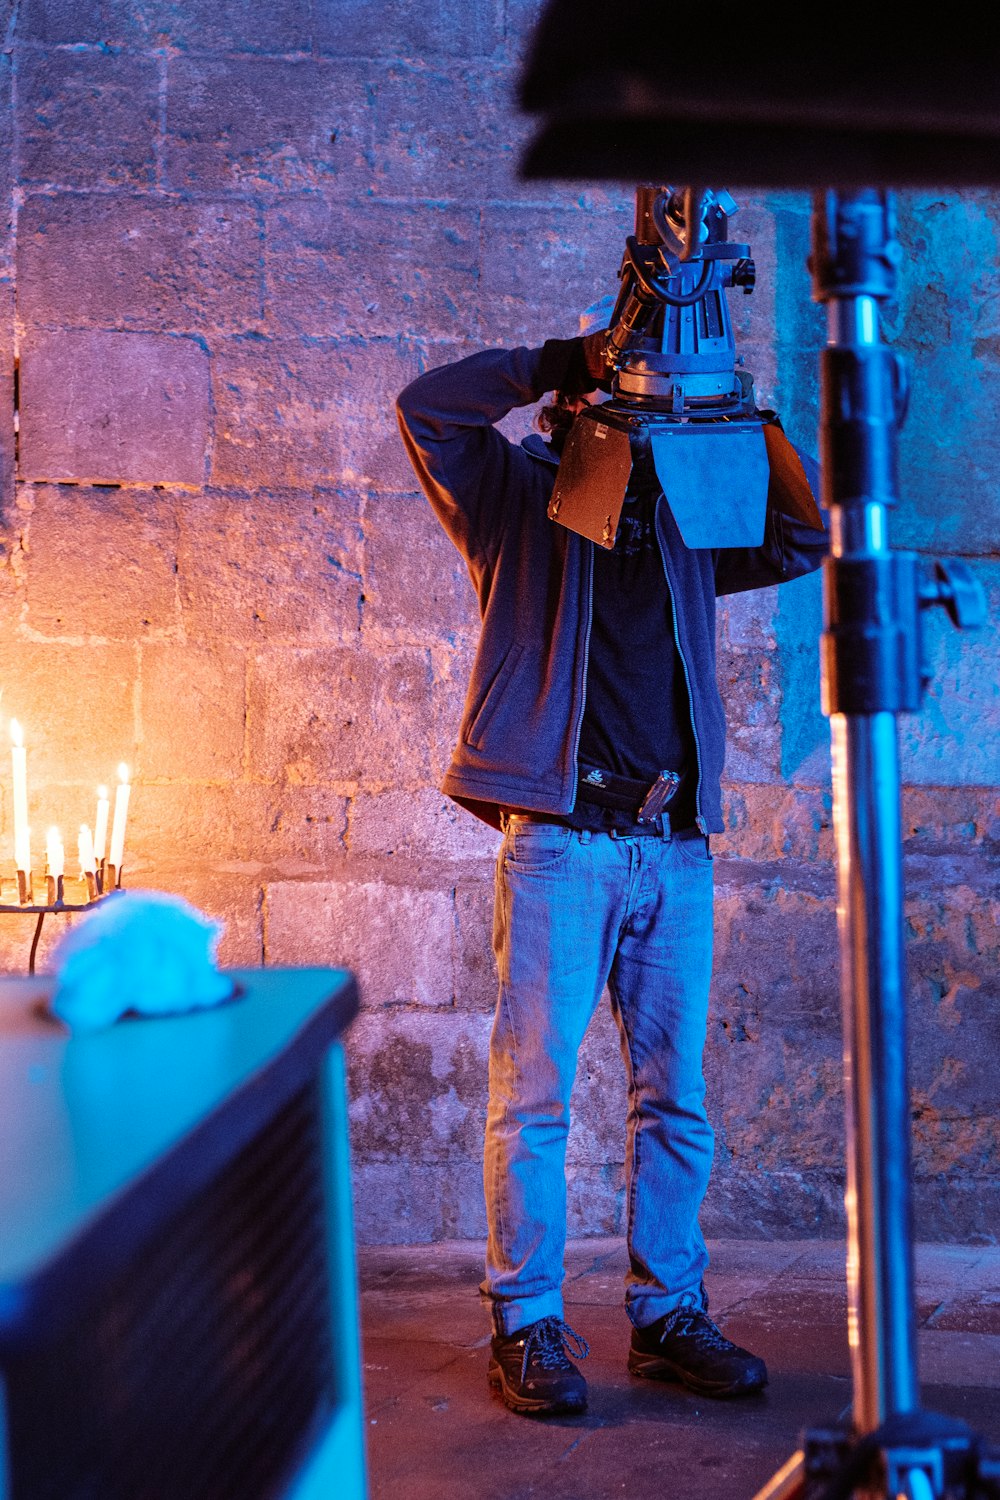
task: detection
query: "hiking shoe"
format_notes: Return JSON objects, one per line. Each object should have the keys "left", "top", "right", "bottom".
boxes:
{"left": 488, "top": 1316, "right": 589, "bottom": 1415}
{"left": 628, "top": 1305, "right": 767, "bottom": 1397}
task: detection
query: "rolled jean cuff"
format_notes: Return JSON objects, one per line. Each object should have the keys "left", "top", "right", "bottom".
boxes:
{"left": 483, "top": 1285, "right": 564, "bottom": 1337}
{"left": 626, "top": 1281, "right": 708, "bottom": 1330}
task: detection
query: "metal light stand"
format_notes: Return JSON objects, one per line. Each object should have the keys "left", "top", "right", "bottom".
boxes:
{"left": 513, "top": 8, "right": 998, "bottom": 1486}
{"left": 753, "top": 189, "right": 995, "bottom": 1500}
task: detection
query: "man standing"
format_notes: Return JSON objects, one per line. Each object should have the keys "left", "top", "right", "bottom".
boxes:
{"left": 396, "top": 286, "right": 826, "bottom": 1416}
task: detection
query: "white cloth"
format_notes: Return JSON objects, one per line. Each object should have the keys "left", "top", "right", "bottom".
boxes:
{"left": 50, "top": 890, "right": 232, "bottom": 1033}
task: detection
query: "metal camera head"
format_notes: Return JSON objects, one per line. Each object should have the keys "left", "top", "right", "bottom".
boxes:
{"left": 547, "top": 183, "right": 822, "bottom": 553}
{"left": 604, "top": 184, "right": 756, "bottom": 414}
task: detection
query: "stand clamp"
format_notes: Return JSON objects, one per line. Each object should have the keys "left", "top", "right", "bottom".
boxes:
{"left": 756, "top": 1414, "right": 1000, "bottom": 1500}
{"left": 822, "top": 554, "right": 985, "bottom": 718}
{"left": 802, "top": 1411, "right": 1000, "bottom": 1500}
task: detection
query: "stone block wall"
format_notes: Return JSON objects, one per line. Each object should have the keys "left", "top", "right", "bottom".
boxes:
{"left": 0, "top": 2, "right": 996, "bottom": 1244}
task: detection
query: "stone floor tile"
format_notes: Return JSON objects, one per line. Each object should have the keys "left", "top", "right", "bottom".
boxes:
{"left": 724, "top": 1284, "right": 851, "bottom": 1328}
{"left": 358, "top": 1242, "right": 486, "bottom": 1292}
{"left": 562, "top": 1269, "right": 627, "bottom": 1307}
{"left": 360, "top": 1287, "right": 489, "bottom": 1347}
{"left": 925, "top": 1291, "right": 1000, "bottom": 1334}
{"left": 704, "top": 1238, "right": 813, "bottom": 1278}
{"left": 705, "top": 1272, "right": 793, "bottom": 1314}
{"left": 914, "top": 1242, "right": 994, "bottom": 1283}
{"left": 918, "top": 1328, "right": 1000, "bottom": 1386}
{"left": 963, "top": 1248, "right": 1000, "bottom": 1292}
{"left": 781, "top": 1242, "right": 850, "bottom": 1279}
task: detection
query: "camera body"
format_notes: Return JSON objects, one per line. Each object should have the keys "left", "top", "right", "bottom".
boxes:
{"left": 606, "top": 185, "right": 756, "bottom": 413}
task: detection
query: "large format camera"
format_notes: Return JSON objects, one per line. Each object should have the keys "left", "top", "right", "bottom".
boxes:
{"left": 548, "top": 183, "right": 822, "bottom": 550}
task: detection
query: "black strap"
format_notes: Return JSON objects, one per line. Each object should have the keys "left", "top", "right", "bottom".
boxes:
{"left": 576, "top": 762, "right": 660, "bottom": 812}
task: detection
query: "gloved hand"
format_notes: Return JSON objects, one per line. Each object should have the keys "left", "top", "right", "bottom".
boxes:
{"left": 538, "top": 332, "right": 613, "bottom": 398}
{"left": 580, "top": 329, "right": 613, "bottom": 390}
{"left": 560, "top": 331, "right": 612, "bottom": 395}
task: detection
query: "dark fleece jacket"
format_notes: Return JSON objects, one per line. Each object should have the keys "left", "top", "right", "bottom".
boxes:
{"left": 396, "top": 340, "right": 827, "bottom": 832}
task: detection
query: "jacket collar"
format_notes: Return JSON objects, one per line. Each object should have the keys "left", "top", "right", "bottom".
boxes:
{"left": 520, "top": 433, "right": 561, "bottom": 467}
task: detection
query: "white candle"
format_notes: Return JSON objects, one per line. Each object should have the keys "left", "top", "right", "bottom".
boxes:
{"left": 109, "top": 763, "right": 130, "bottom": 871}
{"left": 10, "top": 720, "right": 30, "bottom": 873}
{"left": 46, "top": 826, "right": 64, "bottom": 879}
{"left": 93, "top": 785, "right": 110, "bottom": 862}
{"left": 78, "top": 823, "right": 97, "bottom": 876}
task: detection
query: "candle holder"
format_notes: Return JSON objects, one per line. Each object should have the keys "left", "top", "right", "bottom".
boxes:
{"left": 0, "top": 869, "right": 125, "bottom": 974}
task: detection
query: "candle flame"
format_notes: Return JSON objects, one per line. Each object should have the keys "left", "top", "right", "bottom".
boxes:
{"left": 118, "top": 763, "right": 129, "bottom": 783}
{"left": 98, "top": 785, "right": 108, "bottom": 799}
{"left": 10, "top": 718, "right": 22, "bottom": 747}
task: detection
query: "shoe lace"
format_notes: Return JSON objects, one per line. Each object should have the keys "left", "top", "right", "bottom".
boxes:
{"left": 658, "top": 1306, "right": 734, "bottom": 1353}
{"left": 520, "top": 1317, "right": 590, "bottom": 1382}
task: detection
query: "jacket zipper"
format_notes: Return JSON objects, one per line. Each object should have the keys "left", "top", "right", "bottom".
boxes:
{"left": 569, "top": 539, "right": 595, "bottom": 803}
{"left": 655, "top": 513, "right": 708, "bottom": 835}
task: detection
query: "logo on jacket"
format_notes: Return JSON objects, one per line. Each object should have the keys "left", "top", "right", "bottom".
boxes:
{"left": 583, "top": 769, "right": 606, "bottom": 787}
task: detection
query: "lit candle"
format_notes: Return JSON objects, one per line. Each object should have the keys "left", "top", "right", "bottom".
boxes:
{"left": 46, "top": 826, "right": 64, "bottom": 879}
{"left": 19, "top": 826, "right": 31, "bottom": 902}
{"left": 78, "top": 823, "right": 97, "bottom": 876}
{"left": 108, "top": 763, "right": 130, "bottom": 873}
{"left": 10, "top": 719, "right": 30, "bottom": 874}
{"left": 93, "top": 785, "right": 110, "bottom": 863}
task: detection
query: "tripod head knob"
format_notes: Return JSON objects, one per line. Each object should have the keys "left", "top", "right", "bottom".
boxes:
{"left": 732, "top": 257, "right": 756, "bottom": 293}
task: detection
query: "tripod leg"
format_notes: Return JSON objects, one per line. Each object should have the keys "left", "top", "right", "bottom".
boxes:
{"left": 751, "top": 1450, "right": 806, "bottom": 1500}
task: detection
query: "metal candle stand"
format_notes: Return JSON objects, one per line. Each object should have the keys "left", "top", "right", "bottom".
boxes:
{"left": 0, "top": 864, "right": 125, "bottom": 974}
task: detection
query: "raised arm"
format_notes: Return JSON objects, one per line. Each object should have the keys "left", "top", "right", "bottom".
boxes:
{"left": 713, "top": 429, "right": 829, "bottom": 595}
{"left": 395, "top": 339, "right": 590, "bottom": 561}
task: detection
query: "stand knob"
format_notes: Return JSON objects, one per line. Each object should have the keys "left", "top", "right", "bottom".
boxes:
{"left": 919, "top": 559, "right": 987, "bottom": 631}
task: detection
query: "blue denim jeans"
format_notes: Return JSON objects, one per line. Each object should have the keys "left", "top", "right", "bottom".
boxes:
{"left": 483, "top": 816, "right": 715, "bottom": 1336}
